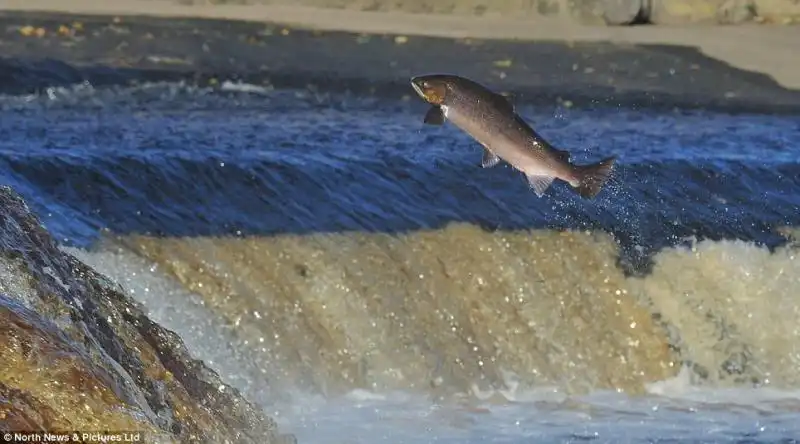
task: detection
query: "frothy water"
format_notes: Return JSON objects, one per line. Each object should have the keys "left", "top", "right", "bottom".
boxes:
{"left": 4, "top": 78, "right": 800, "bottom": 442}
{"left": 68, "top": 232, "right": 800, "bottom": 443}
{"left": 65, "top": 225, "right": 800, "bottom": 443}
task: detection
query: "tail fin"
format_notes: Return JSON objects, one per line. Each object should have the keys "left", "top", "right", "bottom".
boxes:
{"left": 571, "top": 156, "right": 617, "bottom": 198}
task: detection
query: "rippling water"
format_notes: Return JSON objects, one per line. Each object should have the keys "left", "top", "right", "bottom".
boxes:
{"left": 3, "top": 79, "right": 800, "bottom": 443}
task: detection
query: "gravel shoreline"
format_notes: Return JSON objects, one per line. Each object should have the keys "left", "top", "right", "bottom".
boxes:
{"left": 5, "top": 0, "right": 800, "bottom": 25}
{"left": 0, "top": 7, "right": 799, "bottom": 113}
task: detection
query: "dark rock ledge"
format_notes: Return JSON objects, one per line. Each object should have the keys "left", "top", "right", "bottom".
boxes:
{"left": 0, "top": 184, "right": 294, "bottom": 443}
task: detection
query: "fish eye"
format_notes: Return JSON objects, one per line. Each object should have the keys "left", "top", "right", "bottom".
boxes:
{"left": 422, "top": 81, "right": 430, "bottom": 88}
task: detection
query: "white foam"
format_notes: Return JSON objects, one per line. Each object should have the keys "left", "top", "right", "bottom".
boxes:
{"left": 62, "top": 242, "right": 800, "bottom": 443}
{"left": 647, "top": 365, "right": 800, "bottom": 410}
{"left": 220, "top": 80, "right": 274, "bottom": 95}
{"left": 273, "top": 381, "right": 800, "bottom": 444}
{"left": 61, "top": 243, "right": 289, "bottom": 410}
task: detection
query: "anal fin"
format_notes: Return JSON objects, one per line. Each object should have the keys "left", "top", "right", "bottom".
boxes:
{"left": 525, "top": 174, "right": 555, "bottom": 197}
{"left": 424, "top": 106, "right": 445, "bottom": 125}
{"left": 481, "top": 148, "right": 501, "bottom": 168}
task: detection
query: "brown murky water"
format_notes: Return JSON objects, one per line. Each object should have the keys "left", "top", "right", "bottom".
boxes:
{"left": 105, "top": 222, "right": 800, "bottom": 401}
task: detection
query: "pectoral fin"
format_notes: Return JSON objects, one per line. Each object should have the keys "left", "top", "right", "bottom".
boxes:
{"left": 424, "top": 106, "right": 445, "bottom": 125}
{"left": 481, "top": 148, "right": 501, "bottom": 168}
{"left": 525, "top": 174, "right": 555, "bottom": 197}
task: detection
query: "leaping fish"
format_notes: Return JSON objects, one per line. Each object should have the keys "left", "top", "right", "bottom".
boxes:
{"left": 410, "top": 73, "right": 616, "bottom": 198}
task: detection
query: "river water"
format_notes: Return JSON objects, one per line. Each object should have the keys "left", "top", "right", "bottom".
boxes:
{"left": 2, "top": 79, "right": 800, "bottom": 443}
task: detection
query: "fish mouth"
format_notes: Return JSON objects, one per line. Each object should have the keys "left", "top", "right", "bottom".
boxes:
{"left": 410, "top": 78, "right": 426, "bottom": 100}
{"left": 410, "top": 77, "right": 445, "bottom": 105}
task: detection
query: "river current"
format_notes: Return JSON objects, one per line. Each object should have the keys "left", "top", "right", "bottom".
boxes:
{"left": 2, "top": 78, "right": 800, "bottom": 443}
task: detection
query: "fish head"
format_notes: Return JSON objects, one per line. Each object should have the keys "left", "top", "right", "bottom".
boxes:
{"left": 410, "top": 74, "right": 453, "bottom": 106}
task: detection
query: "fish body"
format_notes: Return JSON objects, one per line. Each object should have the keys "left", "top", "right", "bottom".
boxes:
{"left": 410, "top": 73, "right": 616, "bottom": 198}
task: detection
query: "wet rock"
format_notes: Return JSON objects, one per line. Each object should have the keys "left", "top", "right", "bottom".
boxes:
{"left": 650, "top": 0, "right": 726, "bottom": 24}
{"left": 0, "top": 185, "right": 290, "bottom": 442}
{"left": 603, "top": 0, "right": 648, "bottom": 24}
{"left": 566, "top": 0, "right": 648, "bottom": 25}
{"left": 604, "top": 0, "right": 647, "bottom": 24}
{"left": 0, "top": 294, "right": 160, "bottom": 435}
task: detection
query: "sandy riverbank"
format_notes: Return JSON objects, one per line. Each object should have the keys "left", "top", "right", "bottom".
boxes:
{"left": 1, "top": 7, "right": 799, "bottom": 113}
{"left": 1, "top": 0, "right": 799, "bottom": 92}
{"left": 6, "top": 0, "right": 800, "bottom": 25}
